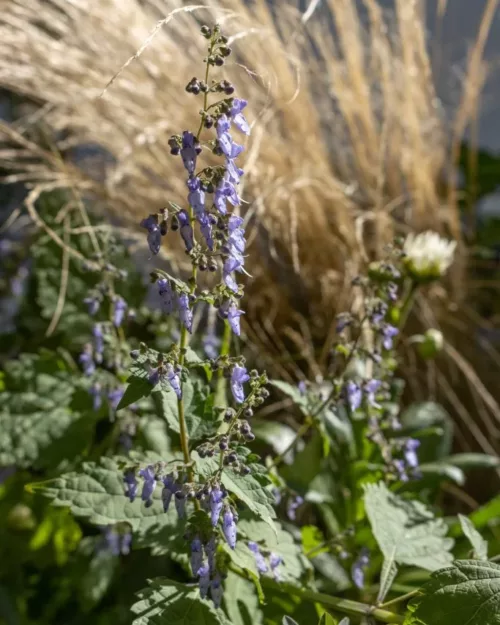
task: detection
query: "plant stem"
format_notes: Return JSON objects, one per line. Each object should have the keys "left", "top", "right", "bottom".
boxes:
{"left": 378, "top": 589, "right": 419, "bottom": 610}
{"left": 233, "top": 568, "right": 404, "bottom": 624}
{"left": 215, "top": 319, "right": 231, "bottom": 406}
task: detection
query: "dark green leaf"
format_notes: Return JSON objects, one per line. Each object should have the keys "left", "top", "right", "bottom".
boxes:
{"left": 405, "top": 560, "right": 500, "bottom": 625}
{"left": 117, "top": 376, "right": 153, "bottom": 410}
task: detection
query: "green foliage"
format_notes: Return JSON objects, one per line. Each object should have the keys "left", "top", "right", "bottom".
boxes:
{"left": 405, "top": 560, "right": 500, "bottom": 625}
{"left": 458, "top": 515, "right": 488, "bottom": 561}
{"left": 364, "top": 482, "right": 454, "bottom": 572}
{"left": 131, "top": 578, "right": 229, "bottom": 625}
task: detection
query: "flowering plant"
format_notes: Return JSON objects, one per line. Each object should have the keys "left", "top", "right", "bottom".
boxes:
{"left": 0, "top": 24, "right": 499, "bottom": 625}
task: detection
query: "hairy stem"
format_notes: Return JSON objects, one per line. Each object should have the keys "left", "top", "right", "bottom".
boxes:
{"left": 215, "top": 320, "right": 232, "bottom": 406}
{"left": 378, "top": 589, "right": 419, "bottom": 609}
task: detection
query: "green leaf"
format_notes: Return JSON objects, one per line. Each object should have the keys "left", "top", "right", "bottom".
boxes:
{"left": 364, "top": 482, "right": 454, "bottom": 572}
{"left": 153, "top": 379, "right": 219, "bottom": 440}
{"left": 318, "top": 613, "right": 337, "bottom": 625}
{"left": 31, "top": 457, "right": 182, "bottom": 536}
{"left": 224, "top": 571, "right": 263, "bottom": 625}
{"left": 405, "top": 560, "right": 500, "bottom": 625}
{"left": 270, "top": 380, "right": 309, "bottom": 414}
{"left": 418, "top": 463, "right": 465, "bottom": 485}
{"left": 458, "top": 515, "right": 488, "bottom": 560}
{"left": 80, "top": 549, "right": 118, "bottom": 608}
{"left": 446, "top": 453, "right": 500, "bottom": 470}
{"left": 301, "top": 525, "right": 326, "bottom": 555}
{"left": 400, "top": 402, "right": 453, "bottom": 461}
{"left": 131, "top": 578, "right": 227, "bottom": 625}
{"left": 471, "top": 495, "right": 500, "bottom": 528}
{"left": 377, "top": 559, "right": 398, "bottom": 604}
{"left": 195, "top": 456, "right": 277, "bottom": 534}
{"left": 283, "top": 618, "right": 300, "bottom": 625}
{"left": 338, "top": 620, "right": 350, "bottom": 625}
{"left": 117, "top": 376, "right": 153, "bottom": 410}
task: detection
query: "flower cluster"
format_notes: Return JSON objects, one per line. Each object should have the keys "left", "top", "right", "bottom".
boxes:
{"left": 248, "top": 542, "right": 283, "bottom": 580}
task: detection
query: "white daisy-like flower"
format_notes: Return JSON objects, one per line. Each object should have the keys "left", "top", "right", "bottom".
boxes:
{"left": 403, "top": 231, "right": 457, "bottom": 280}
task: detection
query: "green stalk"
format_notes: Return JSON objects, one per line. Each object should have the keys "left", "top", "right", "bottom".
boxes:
{"left": 232, "top": 568, "right": 404, "bottom": 624}
{"left": 215, "top": 319, "right": 232, "bottom": 406}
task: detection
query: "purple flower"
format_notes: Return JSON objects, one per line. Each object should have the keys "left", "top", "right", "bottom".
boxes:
{"left": 210, "top": 486, "right": 224, "bottom": 526}
{"left": 148, "top": 367, "right": 161, "bottom": 387}
{"left": 203, "top": 332, "right": 220, "bottom": 359}
{"left": 191, "top": 538, "right": 204, "bottom": 577}
{"left": 214, "top": 179, "right": 240, "bottom": 215}
{"left": 158, "top": 278, "right": 176, "bottom": 314}
{"left": 113, "top": 297, "right": 127, "bottom": 327}
{"left": 93, "top": 323, "right": 104, "bottom": 360}
{"left": 388, "top": 282, "right": 398, "bottom": 302}
{"left": 345, "top": 381, "right": 362, "bottom": 412}
{"left": 205, "top": 535, "right": 217, "bottom": 572}
{"left": 178, "top": 209, "right": 194, "bottom": 252}
{"left": 351, "top": 549, "right": 370, "bottom": 589}
{"left": 177, "top": 293, "right": 193, "bottom": 333}
{"left": 219, "top": 300, "right": 244, "bottom": 336}
{"left": 161, "top": 474, "right": 178, "bottom": 512}
{"left": 108, "top": 387, "right": 123, "bottom": 410}
{"left": 138, "top": 465, "right": 156, "bottom": 507}
{"left": 286, "top": 495, "right": 304, "bottom": 521}
{"left": 364, "top": 379, "right": 381, "bottom": 409}
{"left": 197, "top": 563, "right": 211, "bottom": 599}
{"left": 371, "top": 302, "right": 388, "bottom": 325}
{"left": 230, "top": 365, "right": 250, "bottom": 403}
{"left": 198, "top": 213, "right": 214, "bottom": 250}
{"left": 222, "top": 508, "right": 237, "bottom": 549}
{"left": 394, "top": 458, "right": 409, "bottom": 482}
{"left": 272, "top": 487, "right": 282, "bottom": 505}
{"left": 90, "top": 382, "right": 102, "bottom": 411}
{"left": 180, "top": 131, "right": 197, "bottom": 174}
{"left": 104, "top": 527, "right": 121, "bottom": 556}
{"left": 79, "top": 345, "right": 95, "bottom": 376}
{"left": 83, "top": 295, "right": 100, "bottom": 316}
{"left": 248, "top": 542, "right": 268, "bottom": 574}
{"left": 175, "top": 491, "right": 186, "bottom": 518}
{"left": 124, "top": 470, "right": 138, "bottom": 502}
{"left": 210, "top": 572, "right": 224, "bottom": 608}
{"left": 229, "top": 98, "right": 250, "bottom": 135}
{"left": 381, "top": 324, "right": 399, "bottom": 350}
{"left": 269, "top": 553, "right": 283, "bottom": 580}
{"left": 298, "top": 380, "right": 307, "bottom": 395}
{"left": 225, "top": 158, "right": 244, "bottom": 184}
{"left": 165, "top": 363, "right": 182, "bottom": 399}
{"left": 121, "top": 532, "right": 132, "bottom": 555}
{"left": 187, "top": 177, "right": 206, "bottom": 217}
{"left": 216, "top": 115, "right": 234, "bottom": 157}
{"left": 404, "top": 438, "right": 420, "bottom": 469}
{"left": 140, "top": 215, "right": 162, "bottom": 255}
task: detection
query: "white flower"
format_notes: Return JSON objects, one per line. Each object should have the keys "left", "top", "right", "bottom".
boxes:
{"left": 403, "top": 231, "right": 457, "bottom": 280}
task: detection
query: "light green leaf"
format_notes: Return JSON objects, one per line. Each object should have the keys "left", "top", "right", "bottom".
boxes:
{"left": 377, "top": 559, "right": 398, "bottom": 604}
{"left": 131, "top": 578, "right": 227, "bottom": 625}
{"left": 195, "top": 456, "right": 277, "bottom": 534}
{"left": 224, "top": 571, "right": 263, "bottom": 625}
{"left": 270, "top": 380, "right": 309, "bottom": 414}
{"left": 458, "top": 514, "right": 488, "bottom": 560}
{"left": 153, "top": 379, "right": 219, "bottom": 441}
{"left": 283, "top": 618, "right": 300, "bottom": 625}
{"left": 318, "top": 613, "right": 337, "bottom": 625}
{"left": 301, "top": 525, "right": 326, "bottom": 556}
{"left": 405, "top": 560, "right": 500, "bottom": 625}
{"left": 31, "top": 457, "right": 182, "bottom": 536}
{"left": 364, "top": 482, "right": 454, "bottom": 572}
{"left": 418, "top": 463, "right": 465, "bottom": 485}
{"left": 471, "top": 495, "right": 500, "bottom": 529}
{"left": 446, "top": 453, "right": 500, "bottom": 470}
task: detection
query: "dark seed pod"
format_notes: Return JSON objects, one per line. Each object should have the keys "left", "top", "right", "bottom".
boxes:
{"left": 219, "top": 46, "right": 231, "bottom": 57}
{"left": 171, "top": 215, "right": 179, "bottom": 231}
{"left": 219, "top": 438, "right": 228, "bottom": 451}
{"left": 243, "top": 408, "right": 253, "bottom": 419}
{"left": 227, "top": 452, "right": 238, "bottom": 464}
{"left": 245, "top": 433, "right": 256, "bottom": 442}
{"left": 204, "top": 115, "right": 214, "bottom": 129}
{"left": 200, "top": 25, "right": 211, "bottom": 38}
{"left": 241, "top": 466, "right": 251, "bottom": 476}
{"left": 224, "top": 408, "right": 235, "bottom": 423}
{"left": 208, "top": 260, "right": 218, "bottom": 272}
{"left": 170, "top": 146, "right": 180, "bottom": 156}
{"left": 214, "top": 56, "right": 224, "bottom": 66}
{"left": 160, "top": 220, "right": 168, "bottom": 236}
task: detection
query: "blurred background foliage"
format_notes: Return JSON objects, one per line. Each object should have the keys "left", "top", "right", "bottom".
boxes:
{"left": 1, "top": 0, "right": 500, "bottom": 624}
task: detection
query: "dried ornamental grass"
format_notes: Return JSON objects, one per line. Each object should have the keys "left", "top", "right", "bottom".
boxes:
{"left": 0, "top": 0, "right": 499, "bottom": 457}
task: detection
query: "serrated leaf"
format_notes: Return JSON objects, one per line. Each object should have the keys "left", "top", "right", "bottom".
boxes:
{"left": 195, "top": 456, "right": 277, "bottom": 534}
{"left": 405, "top": 560, "right": 500, "bottom": 625}
{"left": 458, "top": 515, "right": 488, "bottom": 560}
{"left": 31, "top": 457, "right": 182, "bottom": 537}
{"left": 364, "top": 482, "right": 454, "bottom": 572}
{"left": 152, "top": 379, "right": 219, "bottom": 441}
{"left": 131, "top": 578, "right": 227, "bottom": 625}
{"left": 224, "top": 571, "right": 263, "bottom": 625}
